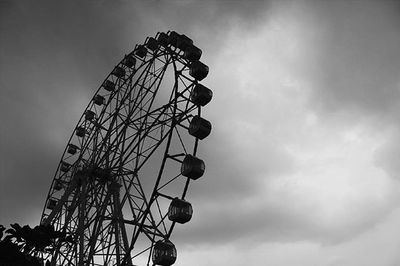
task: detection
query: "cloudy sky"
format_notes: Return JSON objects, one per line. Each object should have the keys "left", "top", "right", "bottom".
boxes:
{"left": 2, "top": 0, "right": 400, "bottom": 265}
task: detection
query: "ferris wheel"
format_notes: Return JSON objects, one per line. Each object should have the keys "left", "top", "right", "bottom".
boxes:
{"left": 40, "top": 31, "right": 213, "bottom": 266}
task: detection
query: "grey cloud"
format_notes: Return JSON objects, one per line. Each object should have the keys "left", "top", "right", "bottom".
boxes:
{"left": 374, "top": 129, "right": 400, "bottom": 180}
{"left": 188, "top": 127, "right": 296, "bottom": 203}
{"left": 292, "top": 1, "right": 400, "bottom": 198}
{"left": 300, "top": 1, "right": 400, "bottom": 116}
{"left": 2, "top": 1, "right": 400, "bottom": 262}
{"left": 0, "top": 0, "right": 130, "bottom": 225}
{"left": 89, "top": 1, "right": 400, "bottom": 261}
{"left": 130, "top": 0, "right": 272, "bottom": 62}
{"left": 0, "top": 0, "right": 273, "bottom": 226}
{"left": 173, "top": 189, "right": 393, "bottom": 247}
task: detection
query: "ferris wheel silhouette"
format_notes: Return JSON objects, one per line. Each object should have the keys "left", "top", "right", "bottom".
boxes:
{"left": 40, "top": 31, "right": 213, "bottom": 266}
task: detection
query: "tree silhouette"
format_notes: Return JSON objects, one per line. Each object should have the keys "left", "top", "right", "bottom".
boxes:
{"left": 0, "top": 223, "right": 73, "bottom": 266}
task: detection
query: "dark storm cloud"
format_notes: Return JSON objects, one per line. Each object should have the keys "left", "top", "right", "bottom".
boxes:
{"left": 301, "top": 1, "right": 400, "bottom": 117}
{"left": 0, "top": 0, "right": 140, "bottom": 225}
{"left": 174, "top": 192, "right": 392, "bottom": 247}
{"left": 173, "top": 0, "right": 400, "bottom": 247}
{"left": 3, "top": 1, "right": 399, "bottom": 258}
{"left": 296, "top": 1, "right": 400, "bottom": 191}
{"left": 374, "top": 129, "right": 400, "bottom": 180}
{"left": 133, "top": 0, "right": 270, "bottom": 31}
{"left": 0, "top": 0, "right": 272, "bottom": 226}
{"left": 125, "top": 0, "right": 272, "bottom": 62}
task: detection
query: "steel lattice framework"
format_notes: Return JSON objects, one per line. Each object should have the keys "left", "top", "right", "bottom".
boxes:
{"left": 39, "top": 31, "right": 212, "bottom": 266}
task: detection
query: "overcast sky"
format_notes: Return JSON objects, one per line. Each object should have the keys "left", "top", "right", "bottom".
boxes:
{"left": 1, "top": 0, "right": 400, "bottom": 265}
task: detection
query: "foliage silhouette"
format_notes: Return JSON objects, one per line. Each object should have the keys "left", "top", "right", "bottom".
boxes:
{"left": 0, "top": 223, "right": 73, "bottom": 266}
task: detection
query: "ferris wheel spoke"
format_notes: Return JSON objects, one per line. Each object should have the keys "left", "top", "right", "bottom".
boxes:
{"left": 94, "top": 62, "right": 169, "bottom": 169}
{"left": 153, "top": 198, "right": 168, "bottom": 235}
{"left": 92, "top": 61, "right": 157, "bottom": 164}
{"left": 117, "top": 110, "right": 173, "bottom": 167}
{"left": 120, "top": 101, "right": 196, "bottom": 170}
{"left": 120, "top": 177, "right": 146, "bottom": 213}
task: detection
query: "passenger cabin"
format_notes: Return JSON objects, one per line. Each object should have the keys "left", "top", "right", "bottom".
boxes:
{"left": 146, "top": 37, "right": 159, "bottom": 51}
{"left": 47, "top": 199, "right": 57, "bottom": 210}
{"left": 176, "top": 34, "right": 193, "bottom": 51}
{"left": 167, "top": 31, "right": 180, "bottom": 47}
{"left": 53, "top": 179, "right": 63, "bottom": 191}
{"left": 135, "top": 45, "right": 147, "bottom": 58}
{"left": 157, "top": 32, "right": 169, "bottom": 47}
{"left": 76, "top": 126, "right": 86, "bottom": 137}
{"left": 122, "top": 54, "right": 136, "bottom": 68}
{"left": 93, "top": 95, "right": 105, "bottom": 105}
{"left": 122, "top": 55, "right": 136, "bottom": 68}
{"left": 189, "top": 61, "right": 209, "bottom": 81}
{"left": 168, "top": 198, "right": 193, "bottom": 224}
{"left": 112, "top": 67, "right": 125, "bottom": 79}
{"left": 190, "top": 84, "right": 213, "bottom": 106}
{"left": 189, "top": 116, "right": 211, "bottom": 140}
{"left": 67, "top": 144, "right": 78, "bottom": 155}
{"left": 85, "top": 110, "right": 95, "bottom": 121}
{"left": 103, "top": 80, "right": 115, "bottom": 92}
{"left": 60, "top": 161, "right": 70, "bottom": 173}
{"left": 181, "top": 155, "right": 205, "bottom": 180}
{"left": 152, "top": 240, "right": 177, "bottom": 266}
{"left": 183, "top": 45, "right": 202, "bottom": 61}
